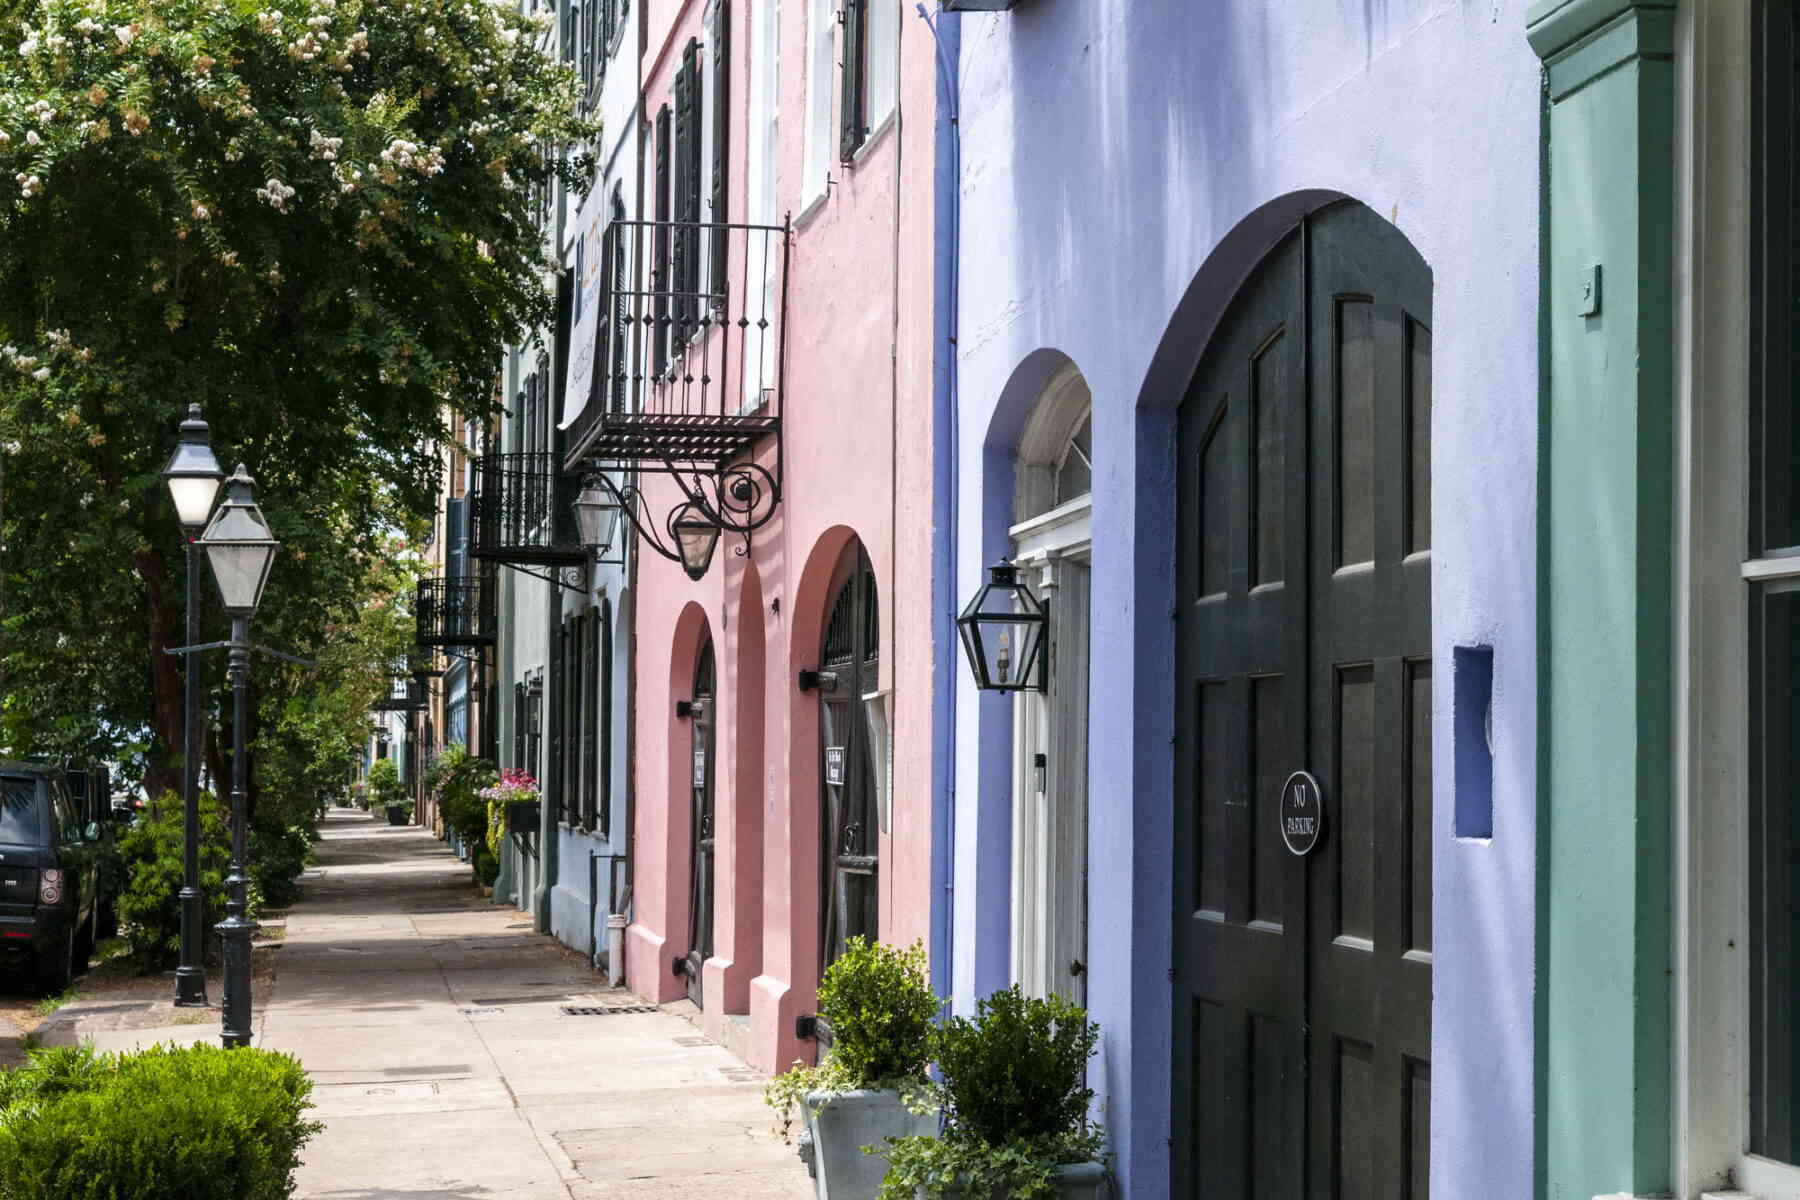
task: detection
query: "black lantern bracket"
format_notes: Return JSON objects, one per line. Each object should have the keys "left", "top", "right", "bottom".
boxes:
{"left": 583, "top": 463, "right": 779, "bottom": 577}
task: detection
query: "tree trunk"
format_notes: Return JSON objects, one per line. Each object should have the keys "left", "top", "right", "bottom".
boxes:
{"left": 135, "top": 546, "right": 185, "bottom": 805}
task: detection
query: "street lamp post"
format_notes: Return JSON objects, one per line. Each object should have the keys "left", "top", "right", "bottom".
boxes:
{"left": 161, "top": 405, "right": 224, "bottom": 1008}
{"left": 198, "top": 464, "right": 280, "bottom": 1049}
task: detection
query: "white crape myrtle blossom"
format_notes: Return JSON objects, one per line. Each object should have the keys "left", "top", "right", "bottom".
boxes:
{"left": 256, "top": 177, "right": 296, "bottom": 212}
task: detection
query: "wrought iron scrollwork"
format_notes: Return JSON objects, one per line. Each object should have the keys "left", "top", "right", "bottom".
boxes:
{"left": 588, "top": 461, "right": 782, "bottom": 568}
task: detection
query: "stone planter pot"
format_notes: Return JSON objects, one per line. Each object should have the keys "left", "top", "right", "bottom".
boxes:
{"left": 917, "top": 1162, "right": 1105, "bottom": 1200}
{"left": 804, "top": 1089, "right": 936, "bottom": 1200}
{"left": 385, "top": 805, "right": 408, "bottom": 826}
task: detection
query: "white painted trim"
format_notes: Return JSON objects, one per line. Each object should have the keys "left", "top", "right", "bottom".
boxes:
{"left": 1674, "top": 3, "right": 1755, "bottom": 1195}
{"left": 1740, "top": 556, "right": 1800, "bottom": 582}
{"left": 1737, "top": 1153, "right": 1800, "bottom": 1199}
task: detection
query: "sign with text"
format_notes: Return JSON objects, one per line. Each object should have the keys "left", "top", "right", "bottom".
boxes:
{"left": 1279, "top": 770, "right": 1325, "bottom": 857}
{"left": 824, "top": 746, "right": 846, "bottom": 787}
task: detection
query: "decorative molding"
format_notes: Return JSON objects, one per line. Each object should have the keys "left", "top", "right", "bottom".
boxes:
{"left": 1529, "top": 0, "right": 1675, "bottom": 101}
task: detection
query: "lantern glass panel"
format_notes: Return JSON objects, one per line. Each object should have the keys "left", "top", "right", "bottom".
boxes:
{"left": 675, "top": 516, "right": 720, "bottom": 580}
{"left": 204, "top": 542, "right": 276, "bottom": 613}
{"left": 166, "top": 473, "right": 222, "bottom": 529}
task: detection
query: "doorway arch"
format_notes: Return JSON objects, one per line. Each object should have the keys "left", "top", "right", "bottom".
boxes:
{"left": 817, "top": 540, "right": 880, "bottom": 981}
{"left": 1171, "top": 198, "right": 1433, "bottom": 1198}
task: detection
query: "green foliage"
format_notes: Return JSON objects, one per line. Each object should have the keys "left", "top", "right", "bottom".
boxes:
{"left": 0, "top": 1042, "right": 322, "bottom": 1199}
{"left": 248, "top": 820, "right": 315, "bottom": 910}
{"left": 877, "top": 987, "right": 1104, "bottom": 1200}
{"left": 765, "top": 938, "right": 937, "bottom": 1141}
{"left": 114, "top": 794, "right": 227, "bottom": 967}
{"left": 471, "top": 842, "right": 498, "bottom": 888}
{"left": 0, "top": 0, "right": 598, "bottom": 788}
{"left": 365, "top": 758, "right": 404, "bottom": 809}
{"left": 430, "top": 744, "right": 494, "bottom": 848}
{"left": 820, "top": 938, "right": 938, "bottom": 1086}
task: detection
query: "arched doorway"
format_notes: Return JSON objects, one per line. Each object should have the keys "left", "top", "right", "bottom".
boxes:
{"left": 1174, "top": 200, "right": 1433, "bottom": 1197}
{"left": 818, "top": 543, "right": 879, "bottom": 981}
{"left": 684, "top": 637, "right": 716, "bottom": 1007}
{"left": 1009, "top": 363, "right": 1092, "bottom": 1006}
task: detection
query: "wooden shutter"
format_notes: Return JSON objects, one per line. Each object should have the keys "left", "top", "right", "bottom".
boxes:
{"left": 548, "top": 625, "right": 565, "bottom": 823}
{"left": 513, "top": 682, "right": 526, "bottom": 771}
{"left": 582, "top": 609, "right": 599, "bottom": 828}
{"left": 673, "top": 41, "right": 701, "bottom": 340}
{"left": 610, "top": 191, "right": 629, "bottom": 412}
{"left": 653, "top": 105, "right": 671, "bottom": 374}
{"left": 599, "top": 599, "right": 613, "bottom": 839}
{"left": 710, "top": 0, "right": 730, "bottom": 307}
{"left": 839, "top": 0, "right": 867, "bottom": 161}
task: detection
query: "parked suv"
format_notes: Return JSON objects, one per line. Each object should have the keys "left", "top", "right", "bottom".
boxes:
{"left": 0, "top": 762, "right": 108, "bottom": 993}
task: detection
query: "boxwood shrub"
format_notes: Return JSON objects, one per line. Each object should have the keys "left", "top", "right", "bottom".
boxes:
{"left": 0, "top": 1043, "right": 322, "bottom": 1199}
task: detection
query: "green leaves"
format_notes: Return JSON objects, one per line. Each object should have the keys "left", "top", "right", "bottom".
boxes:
{"left": 0, "top": 1042, "right": 323, "bottom": 1200}
{"left": 0, "top": 0, "right": 594, "bottom": 783}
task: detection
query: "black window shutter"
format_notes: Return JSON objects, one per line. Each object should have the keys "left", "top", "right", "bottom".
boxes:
{"left": 610, "top": 191, "right": 629, "bottom": 412}
{"left": 513, "top": 683, "right": 526, "bottom": 771}
{"left": 599, "top": 599, "right": 613, "bottom": 839}
{"left": 710, "top": 0, "right": 730, "bottom": 306}
{"left": 673, "top": 42, "right": 700, "bottom": 340}
{"left": 653, "top": 105, "right": 671, "bottom": 374}
{"left": 840, "top": 0, "right": 867, "bottom": 161}
{"left": 582, "top": 609, "right": 599, "bottom": 828}
{"left": 548, "top": 625, "right": 565, "bottom": 823}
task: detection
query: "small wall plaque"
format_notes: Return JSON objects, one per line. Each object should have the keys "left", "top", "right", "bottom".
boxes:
{"left": 1279, "top": 770, "right": 1326, "bottom": 857}
{"left": 824, "top": 746, "right": 846, "bottom": 787}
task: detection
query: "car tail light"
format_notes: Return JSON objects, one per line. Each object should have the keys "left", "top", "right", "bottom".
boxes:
{"left": 38, "top": 869, "right": 61, "bottom": 906}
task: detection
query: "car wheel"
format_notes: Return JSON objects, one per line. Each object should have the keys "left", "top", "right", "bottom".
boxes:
{"left": 35, "top": 927, "right": 73, "bottom": 996}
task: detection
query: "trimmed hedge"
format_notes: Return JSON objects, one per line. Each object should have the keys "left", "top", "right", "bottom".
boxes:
{"left": 0, "top": 1043, "right": 322, "bottom": 1199}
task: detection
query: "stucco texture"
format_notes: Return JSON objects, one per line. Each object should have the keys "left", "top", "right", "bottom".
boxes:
{"left": 950, "top": 2, "right": 1540, "bottom": 1196}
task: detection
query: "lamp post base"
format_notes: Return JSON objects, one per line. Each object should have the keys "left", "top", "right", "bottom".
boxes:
{"left": 217, "top": 915, "right": 255, "bottom": 1048}
{"left": 173, "top": 967, "right": 208, "bottom": 1007}
{"left": 173, "top": 886, "right": 208, "bottom": 1006}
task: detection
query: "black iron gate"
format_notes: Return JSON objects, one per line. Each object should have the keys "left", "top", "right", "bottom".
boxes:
{"left": 685, "top": 638, "right": 716, "bottom": 1007}
{"left": 819, "top": 545, "right": 880, "bottom": 978}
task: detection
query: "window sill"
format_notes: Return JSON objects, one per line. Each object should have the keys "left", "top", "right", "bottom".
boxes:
{"left": 794, "top": 188, "right": 829, "bottom": 231}
{"left": 847, "top": 110, "right": 897, "bottom": 169}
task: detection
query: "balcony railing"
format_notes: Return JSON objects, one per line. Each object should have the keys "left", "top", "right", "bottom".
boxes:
{"left": 470, "top": 452, "right": 584, "bottom": 565}
{"left": 370, "top": 672, "right": 425, "bottom": 712}
{"left": 415, "top": 575, "right": 497, "bottom": 648}
{"left": 565, "top": 218, "right": 789, "bottom": 478}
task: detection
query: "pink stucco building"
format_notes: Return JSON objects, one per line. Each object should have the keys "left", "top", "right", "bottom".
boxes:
{"left": 566, "top": 0, "right": 940, "bottom": 1074}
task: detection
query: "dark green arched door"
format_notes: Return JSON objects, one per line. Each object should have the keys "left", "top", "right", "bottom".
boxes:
{"left": 1174, "top": 201, "right": 1433, "bottom": 1199}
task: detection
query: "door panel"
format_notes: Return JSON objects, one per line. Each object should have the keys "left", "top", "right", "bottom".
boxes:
{"left": 819, "top": 545, "right": 879, "bottom": 980}
{"left": 685, "top": 639, "right": 715, "bottom": 1007}
{"left": 1175, "top": 201, "right": 1432, "bottom": 1199}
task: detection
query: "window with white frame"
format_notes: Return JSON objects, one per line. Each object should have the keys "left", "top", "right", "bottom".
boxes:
{"left": 803, "top": 0, "right": 833, "bottom": 207}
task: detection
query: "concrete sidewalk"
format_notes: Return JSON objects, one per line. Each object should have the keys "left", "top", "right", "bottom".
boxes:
{"left": 51, "top": 809, "right": 812, "bottom": 1200}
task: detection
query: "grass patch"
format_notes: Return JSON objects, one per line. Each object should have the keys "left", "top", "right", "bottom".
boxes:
{"left": 34, "top": 988, "right": 76, "bottom": 1018}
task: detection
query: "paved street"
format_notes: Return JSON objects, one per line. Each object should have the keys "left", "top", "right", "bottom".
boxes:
{"left": 48, "top": 810, "right": 812, "bottom": 1200}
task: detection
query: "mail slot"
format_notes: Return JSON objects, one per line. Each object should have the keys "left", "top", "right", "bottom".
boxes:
{"left": 505, "top": 800, "right": 539, "bottom": 836}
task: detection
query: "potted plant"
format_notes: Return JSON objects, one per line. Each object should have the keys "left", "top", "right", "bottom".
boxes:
{"left": 766, "top": 938, "right": 939, "bottom": 1199}
{"left": 367, "top": 760, "right": 409, "bottom": 826}
{"left": 878, "top": 986, "right": 1106, "bottom": 1199}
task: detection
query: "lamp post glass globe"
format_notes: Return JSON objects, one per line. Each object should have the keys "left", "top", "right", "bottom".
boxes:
{"left": 672, "top": 504, "right": 721, "bottom": 581}
{"left": 162, "top": 405, "right": 225, "bottom": 530}
{"left": 956, "top": 559, "right": 1049, "bottom": 693}
{"left": 573, "top": 479, "right": 623, "bottom": 555}
{"left": 199, "top": 464, "right": 279, "bottom": 616}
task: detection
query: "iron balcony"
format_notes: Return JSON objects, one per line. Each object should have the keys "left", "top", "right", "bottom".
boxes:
{"left": 414, "top": 575, "right": 497, "bottom": 648}
{"left": 564, "top": 217, "right": 789, "bottom": 478}
{"left": 470, "top": 452, "right": 585, "bottom": 566}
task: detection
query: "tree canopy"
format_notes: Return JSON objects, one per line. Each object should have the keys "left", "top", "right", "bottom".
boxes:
{"left": 0, "top": 0, "right": 593, "bottom": 792}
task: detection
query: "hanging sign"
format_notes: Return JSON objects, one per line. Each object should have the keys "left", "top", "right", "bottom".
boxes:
{"left": 1279, "top": 770, "right": 1326, "bottom": 857}
{"left": 692, "top": 747, "right": 706, "bottom": 790}
{"left": 824, "top": 746, "right": 846, "bottom": 786}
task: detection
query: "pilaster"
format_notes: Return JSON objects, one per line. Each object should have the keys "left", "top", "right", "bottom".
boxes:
{"left": 1527, "top": 1, "right": 1676, "bottom": 1197}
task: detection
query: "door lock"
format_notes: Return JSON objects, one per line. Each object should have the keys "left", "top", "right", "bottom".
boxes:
{"left": 1069, "top": 958, "right": 1086, "bottom": 978}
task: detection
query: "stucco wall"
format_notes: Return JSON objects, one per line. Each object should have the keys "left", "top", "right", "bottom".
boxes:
{"left": 950, "top": 3, "right": 1540, "bottom": 1196}
{"left": 626, "top": 0, "right": 940, "bottom": 1074}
